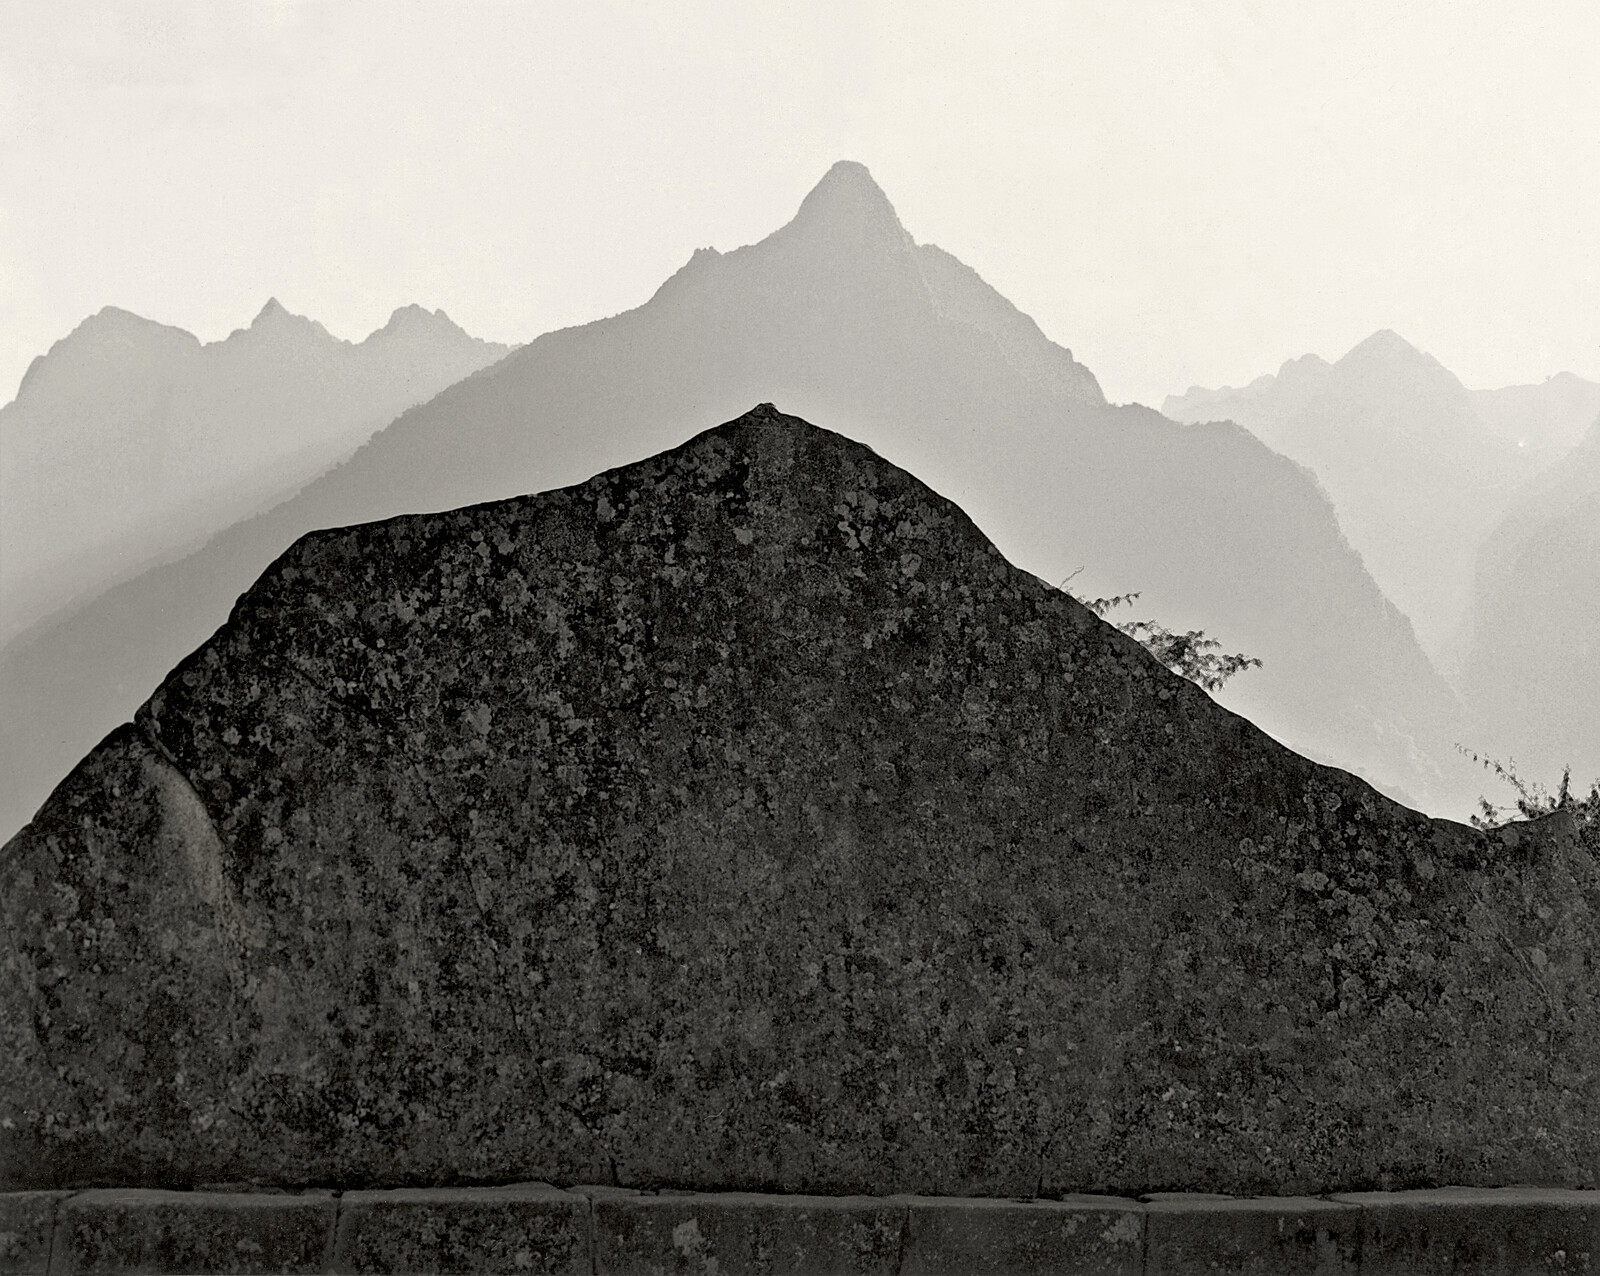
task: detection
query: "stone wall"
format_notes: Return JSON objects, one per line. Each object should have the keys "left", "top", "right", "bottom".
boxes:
{"left": 5, "top": 1184, "right": 1598, "bottom": 1274}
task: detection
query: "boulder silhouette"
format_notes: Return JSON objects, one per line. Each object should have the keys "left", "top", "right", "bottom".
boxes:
{"left": 3, "top": 406, "right": 1593, "bottom": 1197}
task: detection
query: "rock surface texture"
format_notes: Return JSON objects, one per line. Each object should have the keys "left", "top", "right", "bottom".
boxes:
{"left": 2, "top": 405, "right": 1595, "bottom": 1197}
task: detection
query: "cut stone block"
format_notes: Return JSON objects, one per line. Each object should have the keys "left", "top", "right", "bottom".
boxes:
{"left": 1145, "top": 1195, "right": 1359, "bottom": 1274}
{"left": 331, "top": 1182, "right": 588, "bottom": 1275}
{"left": 899, "top": 1194, "right": 1145, "bottom": 1275}
{"left": 1332, "top": 1186, "right": 1600, "bottom": 1276}
{"left": 51, "top": 1189, "right": 334, "bottom": 1275}
{"left": 592, "top": 1190, "right": 905, "bottom": 1275}
{"left": 0, "top": 1192, "right": 67, "bottom": 1276}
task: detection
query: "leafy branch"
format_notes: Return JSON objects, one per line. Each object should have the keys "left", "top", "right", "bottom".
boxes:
{"left": 1460, "top": 747, "right": 1599, "bottom": 845}
{"left": 1059, "top": 570, "right": 1262, "bottom": 693}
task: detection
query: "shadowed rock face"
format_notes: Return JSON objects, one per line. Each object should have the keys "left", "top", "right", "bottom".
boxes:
{"left": 2, "top": 405, "right": 1595, "bottom": 1197}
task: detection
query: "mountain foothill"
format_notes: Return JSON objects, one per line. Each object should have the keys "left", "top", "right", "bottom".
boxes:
{"left": 0, "top": 160, "right": 1594, "bottom": 843}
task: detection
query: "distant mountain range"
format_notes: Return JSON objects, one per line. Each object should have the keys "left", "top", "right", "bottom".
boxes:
{"left": 1167, "top": 340, "right": 1599, "bottom": 799}
{"left": 0, "top": 300, "right": 511, "bottom": 639}
{"left": 1473, "top": 372, "right": 1600, "bottom": 453}
{"left": 0, "top": 161, "right": 1493, "bottom": 842}
{"left": 1163, "top": 332, "right": 1572, "bottom": 663}
{"left": 1462, "top": 413, "right": 1600, "bottom": 790}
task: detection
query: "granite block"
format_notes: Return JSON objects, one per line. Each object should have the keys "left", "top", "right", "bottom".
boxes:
{"left": 899, "top": 1194, "right": 1144, "bottom": 1275}
{"left": 51, "top": 1189, "right": 334, "bottom": 1275}
{"left": 332, "top": 1182, "right": 588, "bottom": 1275}
{"left": 0, "top": 1193, "right": 66, "bottom": 1276}
{"left": 1145, "top": 1195, "right": 1358, "bottom": 1274}
{"left": 592, "top": 1190, "right": 904, "bottom": 1275}
{"left": 1333, "top": 1186, "right": 1600, "bottom": 1275}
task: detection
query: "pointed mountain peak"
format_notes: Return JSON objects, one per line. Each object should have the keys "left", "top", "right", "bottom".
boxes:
{"left": 647, "top": 161, "right": 920, "bottom": 310}
{"left": 251, "top": 297, "right": 295, "bottom": 326}
{"left": 1340, "top": 329, "right": 1426, "bottom": 364}
{"left": 369, "top": 304, "right": 470, "bottom": 342}
{"left": 785, "top": 160, "right": 911, "bottom": 248}
{"left": 810, "top": 158, "right": 888, "bottom": 199}
{"left": 1335, "top": 330, "right": 1475, "bottom": 399}
{"left": 231, "top": 298, "right": 333, "bottom": 344}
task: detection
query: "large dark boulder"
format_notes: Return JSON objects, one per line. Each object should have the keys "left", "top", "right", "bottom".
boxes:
{"left": 2, "top": 404, "right": 1595, "bottom": 1195}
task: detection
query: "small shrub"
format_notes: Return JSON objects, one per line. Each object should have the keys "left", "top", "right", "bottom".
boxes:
{"left": 1060, "top": 574, "right": 1262, "bottom": 693}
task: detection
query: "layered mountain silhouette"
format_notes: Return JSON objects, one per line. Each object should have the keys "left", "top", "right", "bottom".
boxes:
{"left": 0, "top": 300, "right": 510, "bottom": 639}
{"left": 1473, "top": 371, "right": 1600, "bottom": 454}
{"left": 1164, "top": 331, "right": 1550, "bottom": 665}
{"left": 1462, "top": 412, "right": 1600, "bottom": 789}
{"left": 4, "top": 406, "right": 1591, "bottom": 1195}
{"left": 0, "top": 161, "right": 1484, "bottom": 841}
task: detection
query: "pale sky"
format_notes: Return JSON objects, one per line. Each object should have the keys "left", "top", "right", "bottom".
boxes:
{"left": 3, "top": 0, "right": 1597, "bottom": 409}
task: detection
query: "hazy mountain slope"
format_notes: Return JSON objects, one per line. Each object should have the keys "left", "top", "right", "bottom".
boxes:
{"left": 1462, "top": 414, "right": 1600, "bottom": 788}
{"left": 0, "top": 161, "right": 1479, "bottom": 840}
{"left": 0, "top": 300, "right": 510, "bottom": 638}
{"left": 1473, "top": 372, "right": 1600, "bottom": 454}
{"left": 1164, "top": 331, "right": 1540, "bottom": 662}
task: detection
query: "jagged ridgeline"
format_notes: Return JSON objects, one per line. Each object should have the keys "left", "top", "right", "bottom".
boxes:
{"left": 2, "top": 405, "right": 1595, "bottom": 1195}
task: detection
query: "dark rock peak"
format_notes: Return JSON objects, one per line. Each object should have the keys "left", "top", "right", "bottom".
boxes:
{"left": 6, "top": 400, "right": 1589, "bottom": 1198}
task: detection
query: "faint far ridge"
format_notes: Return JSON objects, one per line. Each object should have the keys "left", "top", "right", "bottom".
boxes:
{"left": 1460, "top": 410, "right": 1600, "bottom": 791}
{"left": 1162, "top": 331, "right": 1562, "bottom": 664}
{"left": 1471, "top": 371, "right": 1600, "bottom": 453}
{"left": 0, "top": 300, "right": 512, "bottom": 640}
